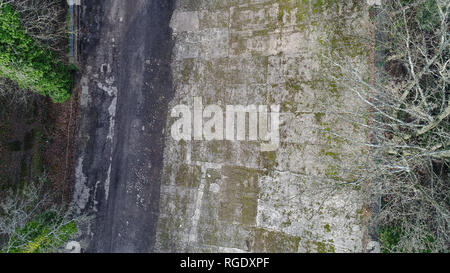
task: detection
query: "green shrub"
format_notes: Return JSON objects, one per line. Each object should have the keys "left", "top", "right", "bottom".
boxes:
{"left": 379, "top": 225, "right": 441, "bottom": 253}
{"left": 0, "top": 3, "right": 72, "bottom": 103}
{"left": 0, "top": 177, "right": 87, "bottom": 253}
{"left": 3, "top": 210, "right": 78, "bottom": 253}
{"left": 378, "top": 225, "right": 403, "bottom": 253}
{"left": 416, "top": 0, "right": 441, "bottom": 31}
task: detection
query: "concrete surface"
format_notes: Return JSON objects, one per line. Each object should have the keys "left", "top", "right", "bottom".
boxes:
{"left": 74, "top": 0, "right": 373, "bottom": 253}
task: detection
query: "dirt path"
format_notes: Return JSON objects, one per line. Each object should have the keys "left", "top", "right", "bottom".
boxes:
{"left": 74, "top": 0, "right": 175, "bottom": 253}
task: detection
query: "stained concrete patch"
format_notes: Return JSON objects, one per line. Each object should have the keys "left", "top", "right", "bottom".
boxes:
{"left": 219, "top": 166, "right": 260, "bottom": 226}
{"left": 171, "top": 11, "right": 200, "bottom": 33}
{"left": 175, "top": 164, "right": 202, "bottom": 188}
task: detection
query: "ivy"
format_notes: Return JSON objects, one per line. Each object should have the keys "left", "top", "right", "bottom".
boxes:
{"left": 3, "top": 210, "right": 78, "bottom": 253}
{"left": 0, "top": 4, "right": 73, "bottom": 103}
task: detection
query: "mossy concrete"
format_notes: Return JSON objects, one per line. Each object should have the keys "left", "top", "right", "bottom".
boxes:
{"left": 155, "top": 0, "right": 373, "bottom": 253}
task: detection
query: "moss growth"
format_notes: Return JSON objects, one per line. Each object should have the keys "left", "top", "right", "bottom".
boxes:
{"left": 252, "top": 227, "right": 301, "bottom": 252}
{"left": 285, "top": 78, "right": 302, "bottom": 92}
{"left": 175, "top": 164, "right": 201, "bottom": 188}
{"left": 320, "top": 148, "right": 341, "bottom": 161}
{"left": 314, "top": 112, "right": 325, "bottom": 123}
{"left": 315, "top": 241, "right": 335, "bottom": 253}
{"left": 260, "top": 150, "right": 278, "bottom": 171}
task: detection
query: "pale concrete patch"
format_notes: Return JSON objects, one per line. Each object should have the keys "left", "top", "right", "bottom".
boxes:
{"left": 171, "top": 11, "right": 200, "bottom": 33}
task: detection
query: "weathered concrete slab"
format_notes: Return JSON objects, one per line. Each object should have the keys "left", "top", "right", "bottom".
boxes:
{"left": 155, "top": 0, "right": 371, "bottom": 252}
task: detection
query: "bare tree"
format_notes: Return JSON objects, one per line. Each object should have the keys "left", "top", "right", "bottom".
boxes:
{"left": 0, "top": 175, "right": 89, "bottom": 253}
{"left": 324, "top": 0, "right": 449, "bottom": 252}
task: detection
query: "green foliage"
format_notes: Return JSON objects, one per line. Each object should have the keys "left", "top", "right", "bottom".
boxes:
{"left": 0, "top": 4, "right": 72, "bottom": 103}
{"left": 379, "top": 225, "right": 441, "bottom": 253}
{"left": 2, "top": 210, "right": 77, "bottom": 253}
{"left": 401, "top": 0, "right": 441, "bottom": 31}
{"left": 416, "top": 0, "right": 441, "bottom": 31}
{"left": 378, "top": 225, "right": 403, "bottom": 253}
